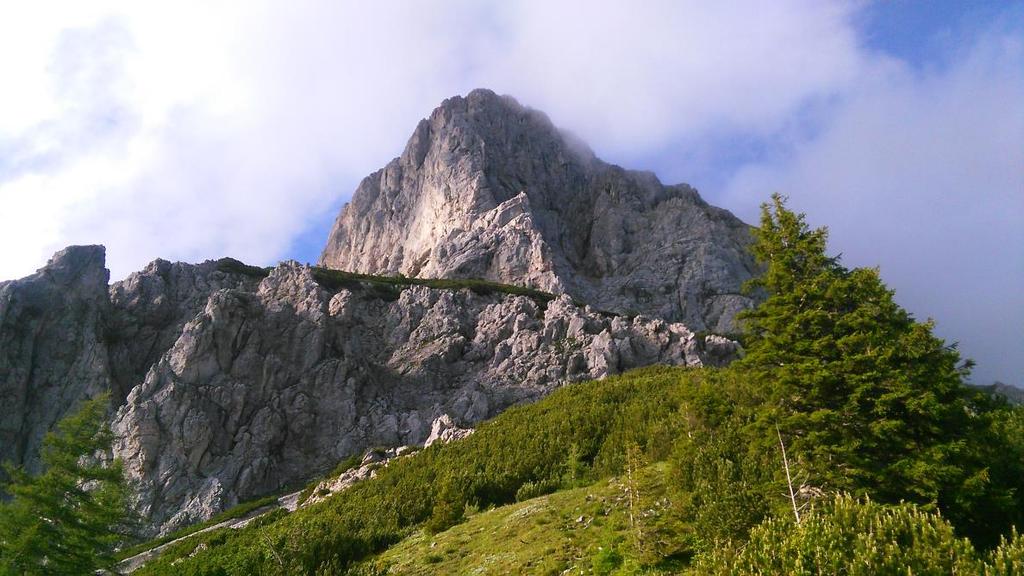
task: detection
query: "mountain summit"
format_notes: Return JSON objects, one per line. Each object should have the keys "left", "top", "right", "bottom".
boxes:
{"left": 0, "top": 90, "right": 752, "bottom": 538}
{"left": 320, "top": 89, "right": 758, "bottom": 333}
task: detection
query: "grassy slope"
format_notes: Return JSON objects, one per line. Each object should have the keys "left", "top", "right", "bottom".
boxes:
{"left": 218, "top": 258, "right": 561, "bottom": 307}
{"left": 364, "top": 463, "right": 684, "bottom": 576}
{"left": 133, "top": 366, "right": 703, "bottom": 574}
{"left": 123, "top": 360, "right": 1021, "bottom": 574}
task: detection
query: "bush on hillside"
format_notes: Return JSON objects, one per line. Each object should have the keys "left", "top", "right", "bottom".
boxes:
{"left": 984, "top": 528, "right": 1024, "bottom": 575}
{"left": 693, "top": 495, "right": 982, "bottom": 575}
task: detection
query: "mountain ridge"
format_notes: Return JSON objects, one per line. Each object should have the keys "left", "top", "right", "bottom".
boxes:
{"left": 1, "top": 245, "right": 738, "bottom": 536}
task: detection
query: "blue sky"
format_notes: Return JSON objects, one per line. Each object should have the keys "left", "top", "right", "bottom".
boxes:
{"left": 0, "top": 1, "right": 1021, "bottom": 386}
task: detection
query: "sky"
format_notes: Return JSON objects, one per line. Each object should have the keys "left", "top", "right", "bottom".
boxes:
{"left": 0, "top": 1, "right": 1020, "bottom": 386}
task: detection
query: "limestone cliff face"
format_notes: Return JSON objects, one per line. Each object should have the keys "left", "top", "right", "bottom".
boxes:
{"left": 0, "top": 246, "right": 112, "bottom": 474}
{"left": 112, "top": 262, "right": 735, "bottom": 535}
{"left": 0, "top": 248, "right": 737, "bottom": 536}
{"left": 320, "top": 89, "right": 758, "bottom": 333}
{"left": 0, "top": 251, "right": 262, "bottom": 477}
{"left": 106, "top": 258, "right": 262, "bottom": 403}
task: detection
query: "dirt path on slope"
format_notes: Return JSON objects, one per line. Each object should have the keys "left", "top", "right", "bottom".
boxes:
{"left": 116, "top": 490, "right": 302, "bottom": 574}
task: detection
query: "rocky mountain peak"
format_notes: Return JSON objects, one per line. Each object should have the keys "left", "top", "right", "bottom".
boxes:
{"left": 40, "top": 244, "right": 110, "bottom": 289}
{"left": 0, "top": 245, "right": 111, "bottom": 474}
{"left": 407, "top": 87, "right": 595, "bottom": 167}
{"left": 320, "top": 89, "right": 758, "bottom": 332}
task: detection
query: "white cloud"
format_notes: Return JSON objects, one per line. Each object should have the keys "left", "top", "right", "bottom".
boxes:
{"left": 485, "top": 1, "right": 862, "bottom": 153}
{"left": 0, "top": 0, "right": 864, "bottom": 280}
{"left": 723, "top": 30, "right": 1024, "bottom": 384}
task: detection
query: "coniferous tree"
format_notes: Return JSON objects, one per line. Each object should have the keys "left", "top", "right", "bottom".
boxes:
{"left": 425, "top": 475, "right": 466, "bottom": 535}
{"left": 0, "top": 393, "right": 129, "bottom": 575}
{"left": 737, "top": 194, "right": 981, "bottom": 524}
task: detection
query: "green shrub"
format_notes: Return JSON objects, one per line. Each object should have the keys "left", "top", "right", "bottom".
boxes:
{"left": 591, "top": 545, "right": 624, "bottom": 575}
{"left": 693, "top": 495, "right": 980, "bottom": 575}
{"left": 515, "top": 477, "right": 561, "bottom": 502}
{"left": 0, "top": 394, "right": 129, "bottom": 574}
{"left": 425, "top": 477, "right": 466, "bottom": 534}
{"left": 671, "top": 420, "right": 775, "bottom": 550}
{"left": 215, "top": 258, "right": 271, "bottom": 278}
{"left": 984, "top": 528, "right": 1024, "bottom": 575}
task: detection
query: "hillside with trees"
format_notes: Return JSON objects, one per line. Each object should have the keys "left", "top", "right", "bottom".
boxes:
{"left": 112, "top": 197, "right": 1024, "bottom": 575}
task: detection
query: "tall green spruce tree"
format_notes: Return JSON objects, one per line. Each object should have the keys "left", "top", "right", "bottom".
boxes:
{"left": 0, "top": 393, "right": 129, "bottom": 575}
{"left": 738, "top": 194, "right": 1016, "bottom": 544}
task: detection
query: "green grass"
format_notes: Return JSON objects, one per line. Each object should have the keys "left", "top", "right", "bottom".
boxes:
{"left": 307, "top": 266, "right": 560, "bottom": 307}
{"left": 215, "top": 257, "right": 625, "bottom": 315}
{"left": 132, "top": 366, "right": 701, "bottom": 575}
{"left": 359, "top": 463, "right": 688, "bottom": 576}
{"left": 215, "top": 257, "right": 272, "bottom": 278}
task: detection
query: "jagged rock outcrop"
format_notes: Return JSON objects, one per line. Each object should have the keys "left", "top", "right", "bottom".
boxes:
{"left": 972, "top": 382, "right": 1024, "bottom": 405}
{"left": 111, "top": 261, "right": 736, "bottom": 535}
{"left": 0, "top": 250, "right": 268, "bottom": 479}
{"left": 0, "top": 246, "right": 112, "bottom": 474}
{"left": 301, "top": 445, "right": 418, "bottom": 508}
{"left": 106, "top": 258, "right": 262, "bottom": 402}
{"left": 320, "top": 88, "right": 758, "bottom": 333}
{"left": 424, "top": 414, "right": 474, "bottom": 447}
{"left": 0, "top": 246, "right": 741, "bottom": 536}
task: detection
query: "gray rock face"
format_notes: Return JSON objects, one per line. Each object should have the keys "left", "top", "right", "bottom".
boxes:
{"left": 0, "top": 246, "right": 112, "bottom": 474}
{"left": 2, "top": 243, "right": 743, "bottom": 536}
{"left": 111, "top": 261, "right": 736, "bottom": 535}
{"left": 0, "top": 252, "right": 265, "bottom": 481}
{"left": 106, "top": 258, "right": 262, "bottom": 401}
{"left": 320, "top": 88, "right": 759, "bottom": 333}
{"left": 424, "top": 414, "right": 474, "bottom": 448}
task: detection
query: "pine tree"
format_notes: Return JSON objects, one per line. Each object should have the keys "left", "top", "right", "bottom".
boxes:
{"left": 738, "top": 194, "right": 975, "bottom": 514}
{"left": 0, "top": 393, "right": 129, "bottom": 575}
